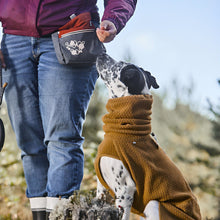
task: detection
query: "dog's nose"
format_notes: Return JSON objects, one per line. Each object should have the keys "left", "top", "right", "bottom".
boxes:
{"left": 97, "top": 53, "right": 115, "bottom": 65}
{"left": 97, "top": 53, "right": 108, "bottom": 60}
{"left": 97, "top": 53, "right": 106, "bottom": 63}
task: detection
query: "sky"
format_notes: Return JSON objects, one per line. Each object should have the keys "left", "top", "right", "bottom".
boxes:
{"left": 1, "top": 0, "right": 220, "bottom": 116}
{"left": 97, "top": 0, "right": 220, "bottom": 116}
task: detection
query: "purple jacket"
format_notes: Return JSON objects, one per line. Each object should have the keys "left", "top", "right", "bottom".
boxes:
{"left": 0, "top": 0, "right": 137, "bottom": 37}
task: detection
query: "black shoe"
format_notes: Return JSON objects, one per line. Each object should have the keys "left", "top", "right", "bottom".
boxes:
{"left": 46, "top": 211, "right": 51, "bottom": 220}
{"left": 32, "top": 211, "right": 46, "bottom": 220}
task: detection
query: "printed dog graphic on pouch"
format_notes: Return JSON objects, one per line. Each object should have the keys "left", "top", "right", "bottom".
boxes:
{"left": 65, "top": 40, "right": 85, "bottom": 55}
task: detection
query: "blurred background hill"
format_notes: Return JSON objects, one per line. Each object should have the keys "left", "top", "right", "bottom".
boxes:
{"left": 0, "top": 78, "right": 219, "bottom": 219}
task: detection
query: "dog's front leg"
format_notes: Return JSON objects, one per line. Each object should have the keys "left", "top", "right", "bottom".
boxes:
{"left": 115, "top": 183, "right": 136, "bottom": 220}
{"left": 100, "top": 157, "right": 136, "bottom": 220}
{"left": 96, "top": 177, "right": 107, "bottom": 199}
{"left": 115, "top": 197, "right": 133, "bottom": 220}
{"left": 96, "top": 175, "right": 134, "bottom": 220}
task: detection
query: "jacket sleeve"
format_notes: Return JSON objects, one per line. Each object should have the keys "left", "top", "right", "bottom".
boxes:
{"left": 102, "top": 0, "right": 137, "bottom": 34}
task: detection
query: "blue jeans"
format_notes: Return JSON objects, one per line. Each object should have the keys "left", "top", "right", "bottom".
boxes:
{"left": 1, "top": 34, "right": 98, "bottom": 198}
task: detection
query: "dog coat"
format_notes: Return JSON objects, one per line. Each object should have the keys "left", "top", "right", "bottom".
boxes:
{"left": 94, "top": 95, "right": 201, "bottom": 220}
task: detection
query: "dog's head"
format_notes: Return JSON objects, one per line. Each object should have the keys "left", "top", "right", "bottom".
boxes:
{"left": 96, "top": 53, "right": 159, "bottom": 98}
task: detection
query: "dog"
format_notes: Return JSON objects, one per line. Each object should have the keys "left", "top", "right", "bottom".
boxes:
{"left": 94, "top": 53, "right": 201, "bottom": 220}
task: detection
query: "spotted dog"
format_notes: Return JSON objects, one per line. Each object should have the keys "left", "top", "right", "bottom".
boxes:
{"left": 95, "top": 54, "right": 158, "bottom": 98}
{"left": 94, "top": 54, "right": 201, "bottom": 220}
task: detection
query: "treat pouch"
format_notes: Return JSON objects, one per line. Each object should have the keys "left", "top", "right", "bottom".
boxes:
{"left": 52, "top": 12, "right": 105, "bottom": 65}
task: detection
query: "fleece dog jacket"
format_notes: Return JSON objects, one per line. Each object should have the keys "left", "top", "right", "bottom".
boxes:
{"left": 94, "top": 95, "right": 201, "bottom": 219}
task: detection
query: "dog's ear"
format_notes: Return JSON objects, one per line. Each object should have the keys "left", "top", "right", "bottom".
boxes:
{"left": 142, "top": 69, "right": 159, "bottom": 89}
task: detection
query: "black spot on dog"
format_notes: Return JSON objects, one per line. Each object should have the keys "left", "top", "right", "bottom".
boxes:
{"left": 117, "top": 85, "right": 123, "bottom": 88}
{"left": 113, "top": 72, "right": 117, "bottom": 79}
{"left": 119, "top": 171, "right": 123, "bottom": 178}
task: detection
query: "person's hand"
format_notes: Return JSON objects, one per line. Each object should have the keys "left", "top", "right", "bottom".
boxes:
{"left": 96, "top": 20, "right": 117, "bottom": 43}
{"left": 0, "top": 50, "right": 6, "bottom": 69}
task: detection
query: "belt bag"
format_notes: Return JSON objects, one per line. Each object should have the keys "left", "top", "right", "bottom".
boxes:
{"left": 52, "top": 12, "right": 105, "bottom": 65}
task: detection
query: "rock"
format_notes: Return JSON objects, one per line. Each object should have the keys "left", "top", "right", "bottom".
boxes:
{"left": 49, "top": 191, "right": 122, "bottom": 220}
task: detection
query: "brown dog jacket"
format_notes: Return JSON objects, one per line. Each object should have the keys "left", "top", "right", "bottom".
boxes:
{"left": 94, "top": 95, "right": 201, "bottom": 219}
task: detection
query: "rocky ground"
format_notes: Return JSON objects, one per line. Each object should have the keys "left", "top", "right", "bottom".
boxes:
{"left": 0, "top": 92, "right": 219, "bottom": 219}
{"left": 49, "top": 191, "right": 122, "bottom": 220}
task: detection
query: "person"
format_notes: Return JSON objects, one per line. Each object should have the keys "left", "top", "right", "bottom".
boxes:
{"left": 0, "top": 0, "right": 137, "bottom": 219}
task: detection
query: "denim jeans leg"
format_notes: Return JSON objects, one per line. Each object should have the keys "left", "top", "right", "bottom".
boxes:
{"left": 1, "top": 34, "right": 49, "bottom": 197}
{"left": 2, "top": 34, "right": 98, "bottom": 198}
{"left": 37, "top": 37, "right": 98, "bottom": 197}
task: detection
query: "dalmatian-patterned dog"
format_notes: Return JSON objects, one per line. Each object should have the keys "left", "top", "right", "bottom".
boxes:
{"left": 95, "top": 53, "right": 160, "bottom": 220}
